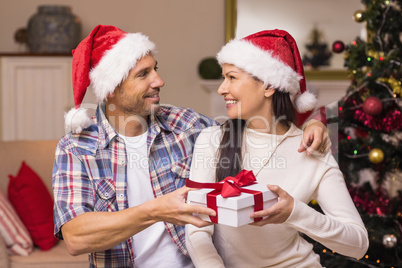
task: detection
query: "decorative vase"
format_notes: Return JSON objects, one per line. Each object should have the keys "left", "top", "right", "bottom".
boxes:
{"left": 27, "top": 5, "right": 81, "bottom": 54}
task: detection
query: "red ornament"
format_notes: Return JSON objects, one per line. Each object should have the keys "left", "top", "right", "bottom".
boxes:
{"left": 362, "top": 96, "right": 383, "bottom": 116}
{"left": 332, "top": 40, "right": 345, "bottom": 53}
{"left": 355, "top": 128, "right": 368, "bottom": 139}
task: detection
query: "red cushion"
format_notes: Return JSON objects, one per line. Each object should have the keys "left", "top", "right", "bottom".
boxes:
{"left": 8, "top": 161, "right": 58, "bottom": 250}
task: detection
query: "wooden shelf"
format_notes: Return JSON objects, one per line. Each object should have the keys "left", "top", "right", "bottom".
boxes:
{"left": 305, "top": 69, "right": 349, "bottom": 81}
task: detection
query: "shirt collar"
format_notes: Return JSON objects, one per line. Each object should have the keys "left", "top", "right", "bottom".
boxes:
{"left": 284, "top": 123, "right": 303, "bottom": 137}
{"left": 149, "top": 106, "right": 194, "bottom": 135}
{"left": 96, "top": 103, "right": 118, "bottom": 149}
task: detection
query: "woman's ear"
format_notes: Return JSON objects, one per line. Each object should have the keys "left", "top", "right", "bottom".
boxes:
{"left": 264, "top": 87, "right": 275, "bottom": 98}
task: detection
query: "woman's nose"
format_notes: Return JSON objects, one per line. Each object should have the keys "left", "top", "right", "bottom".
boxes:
{"left": 217, "top": 80, "right": 228, "bottom": 96}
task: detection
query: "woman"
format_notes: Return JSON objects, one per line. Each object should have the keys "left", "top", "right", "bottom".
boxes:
{"left": 185, "top": 30, "right": 368, "bottom": 268}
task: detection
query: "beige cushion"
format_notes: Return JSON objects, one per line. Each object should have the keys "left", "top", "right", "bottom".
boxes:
{"left": 0, "top": 235, "right": 10, "bottom": 268}
{"left": 0, "top": 140, "right": 59, "bottom": 195}
{"left": 10, "top": 240, "right": 88, "bottom": 268}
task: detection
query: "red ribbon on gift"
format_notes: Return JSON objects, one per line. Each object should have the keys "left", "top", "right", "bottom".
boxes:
{"left": 186, "top": 169, "right": 263, "bottom": 223}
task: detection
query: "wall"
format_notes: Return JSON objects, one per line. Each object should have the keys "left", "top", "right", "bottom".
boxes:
{"left": 0, "top": 0, "right": 225, "bottom": 117}
{"left": 0, "top": 0, "right": 368, "bottom": 120}
{"left": 237, "top": 0, "right": 364, "bottom": 69}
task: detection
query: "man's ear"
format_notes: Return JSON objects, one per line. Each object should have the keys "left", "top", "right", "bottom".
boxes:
{"left": 264, "top": 87, "right": 275, "bottom": 98}
{"left": 108, "top": 88, "right": 117, "bottom": 98}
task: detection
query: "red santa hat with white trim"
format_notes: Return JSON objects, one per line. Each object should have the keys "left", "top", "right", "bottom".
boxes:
{"left": 216, "top": 29, "right": 317, "bottom": 126}
{"left": 65, "top": 25, "right": 156, "bottom": 133}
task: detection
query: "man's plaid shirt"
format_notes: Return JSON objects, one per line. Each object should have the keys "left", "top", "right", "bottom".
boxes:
{"left": 52, "top": 104, "right": 217, "bottom": 267}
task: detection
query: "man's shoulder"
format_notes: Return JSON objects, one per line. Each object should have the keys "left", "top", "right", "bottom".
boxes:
{"left": 158, "top": 105, "right": 218, "bottom": 132}
{"left": 57, "top": 124, "right": 100, "bottom": 156}
{"left": 158, "top": 105, "right": 210, "bottom": 120}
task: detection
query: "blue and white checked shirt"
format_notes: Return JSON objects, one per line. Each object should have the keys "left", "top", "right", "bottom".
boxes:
{"left": 52, "top": 104, "right": 217, "bottom": 267}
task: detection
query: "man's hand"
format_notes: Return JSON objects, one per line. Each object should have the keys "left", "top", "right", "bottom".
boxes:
{"left": 61, "top": 186, "right": 214, "bottom": 256}
{"left": 150, "top": 186, "right": 215, "bottom": 228}
{"left": 298, "top": 120, "right": 331, "bottom": 156}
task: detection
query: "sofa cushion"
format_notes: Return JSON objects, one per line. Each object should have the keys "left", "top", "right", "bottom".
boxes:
{"left": 10, "top": 240, "right": 89, "bottom": 268}
{"left": 0, "top": 140, "right": 59, "bottom": 195}
{"left": 0, "top": 235, "right": 10, "bottom": 268}
{"left": 8, "top": 161, "right": 58, "bottom": 251}
{"left": 0, "top": 189, "right": 33, "bottom": 256}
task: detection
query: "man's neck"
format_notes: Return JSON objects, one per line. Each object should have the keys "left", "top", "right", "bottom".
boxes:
{"left": 118, "top": 117, "right": 148, "bottom": 137}
{"left": 105, "top": 106, "right": 149, "bottom": 137}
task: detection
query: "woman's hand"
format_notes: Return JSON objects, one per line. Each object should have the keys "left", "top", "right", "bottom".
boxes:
{"left": 298, "top": 120, "right": 331, "bottom": 156}
{"left": 249, "top": 185, "right": 294, "bottom": 226}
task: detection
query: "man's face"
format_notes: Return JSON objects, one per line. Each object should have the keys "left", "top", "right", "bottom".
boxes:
{"left": 108, "top": 54, "right": 164, "bottom": 118}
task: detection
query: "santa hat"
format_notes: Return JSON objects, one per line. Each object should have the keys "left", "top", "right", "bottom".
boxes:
{"left": 216, "top": 29, "right": 317, "bottom": 126}
{"left": 65, "top": 25, "right": 156, "bottom": 133}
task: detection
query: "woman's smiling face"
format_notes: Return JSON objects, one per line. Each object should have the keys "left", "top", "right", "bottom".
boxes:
{"left": 217, "top": 63, "right": 273, "bottom": 122}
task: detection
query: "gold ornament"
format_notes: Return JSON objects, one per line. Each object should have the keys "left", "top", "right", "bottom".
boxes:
{"left": 377, "top": 77, "right": 387, "bottom": 83}
{"left": 377, "top": 76, "right": 402, "bottom": 95}
{"left": 369, "top": 148, "right": 384, "bottom": 164}
{"left": 367, "top": 50, "right": 385, "bottom": 59}
{"left": 353, "top": 10, "right": 365, "bottom": 23}
{"left": 388, "top": 76, "right": 402, "bottom": 95}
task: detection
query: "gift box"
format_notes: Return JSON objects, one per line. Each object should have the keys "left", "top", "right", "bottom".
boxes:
{"left": 186, "top": 170, "right": 278, "bottom": 227}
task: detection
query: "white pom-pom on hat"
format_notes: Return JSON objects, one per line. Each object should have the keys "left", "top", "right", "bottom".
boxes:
{"left": 294, "top": 90, "right": 318, "bottom": 113}
{"left": 64, "top": 107, "right": 92, "bottom": 134}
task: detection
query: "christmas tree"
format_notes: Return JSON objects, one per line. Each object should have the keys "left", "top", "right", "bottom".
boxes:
{"left": 310, "top": 0, "right": 402, "bottom": 267}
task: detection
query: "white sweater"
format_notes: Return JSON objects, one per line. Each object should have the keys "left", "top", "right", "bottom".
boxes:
{"left": 186, "top": 124, "right": 369, "bottom": 268}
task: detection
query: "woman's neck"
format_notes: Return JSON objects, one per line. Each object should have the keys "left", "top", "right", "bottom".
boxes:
{"left": 246, "top": 118, "right": 290, "bottom": 135}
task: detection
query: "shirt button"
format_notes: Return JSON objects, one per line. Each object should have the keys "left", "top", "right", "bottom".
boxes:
{"left": 105, "top": 193, "right": 109, "bottom": 197}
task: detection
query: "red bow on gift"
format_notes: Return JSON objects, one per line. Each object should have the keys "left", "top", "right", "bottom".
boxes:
{"left": 220, "top": 169, "right": 257, "bottom": 197}
{"left": 186, "top": 169, "right": 263, "bottom": 223}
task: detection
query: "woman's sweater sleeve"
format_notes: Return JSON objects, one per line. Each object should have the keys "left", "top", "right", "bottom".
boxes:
{"left": 283, "top": 162, "right": 369, "bottom": 259}
{"left": 186, "top": 127, "right": 225, "bottom": 267}
{"left": 185, "top": 224, "right": 225, "bottom": 268}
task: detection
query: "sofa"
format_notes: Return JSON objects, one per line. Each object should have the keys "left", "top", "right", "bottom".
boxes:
{"left": 0, "top": 140, "right": 88, "bottom": 268}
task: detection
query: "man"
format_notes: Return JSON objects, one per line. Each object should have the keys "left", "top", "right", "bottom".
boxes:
{"left": 53, "top": 25, "right": 329, "bottom": 267}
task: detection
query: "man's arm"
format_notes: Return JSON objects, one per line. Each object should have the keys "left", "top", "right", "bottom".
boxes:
{"left": 61, "top": 186, "right": 215, "bottom": 256}
{"left": 298, "top": 119, "right": 331, "bottom": 156}
{"left": 53, "top": 143, "right": 214, "bottom": 256}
